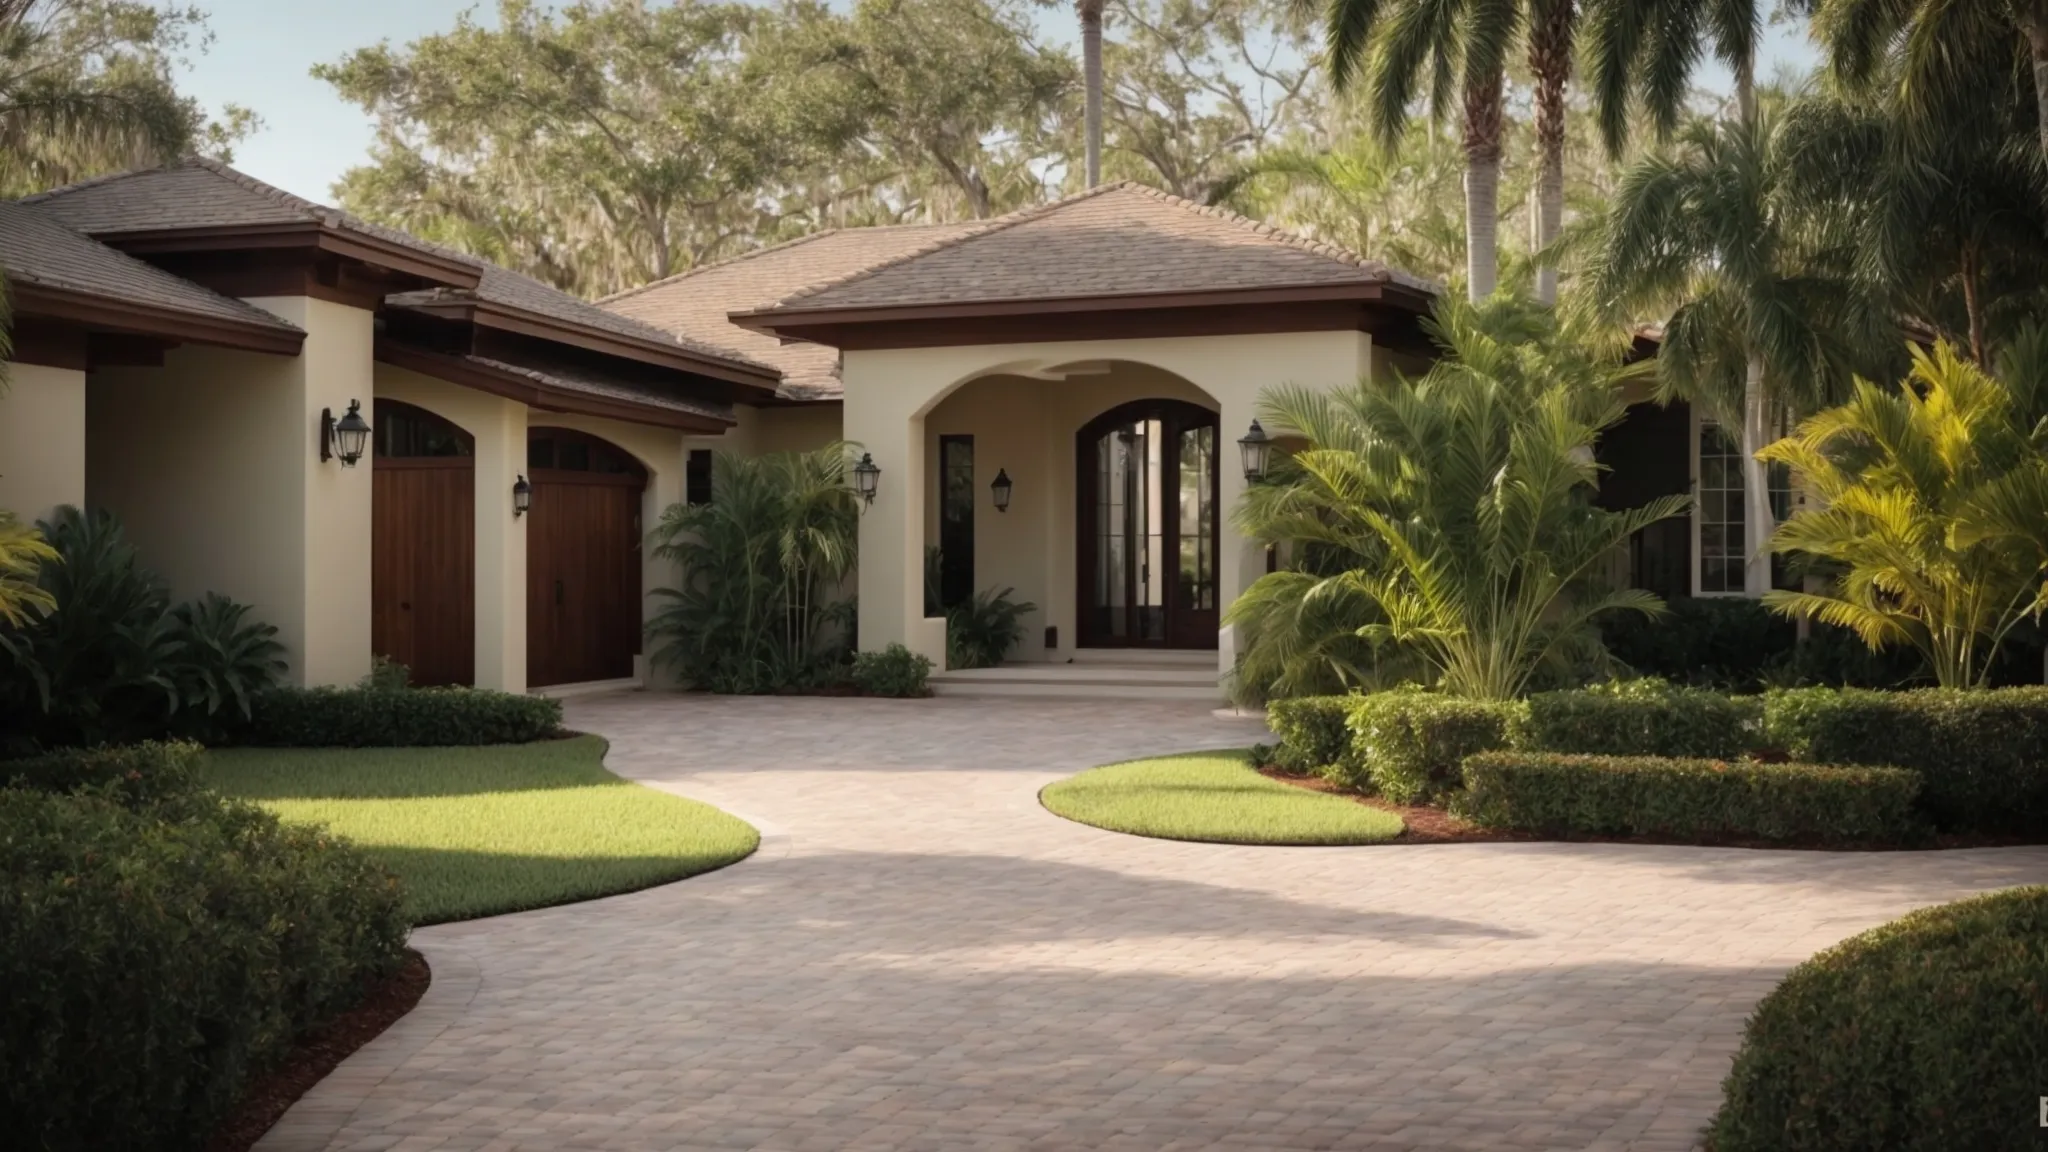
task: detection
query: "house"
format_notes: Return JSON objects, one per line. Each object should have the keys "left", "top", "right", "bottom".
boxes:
{"left": 0, "top": 161, "right": 1747, "bottom": 699}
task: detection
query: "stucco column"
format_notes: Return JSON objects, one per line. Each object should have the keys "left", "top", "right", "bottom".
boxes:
{"left": 842, "top": 359, "right": 940, "bottom": 662}
{"left": 472, "top": 398, "right": 529, "bottom": 692}
{"left": 0, "top": 363, "right": 85, "bottom": 522}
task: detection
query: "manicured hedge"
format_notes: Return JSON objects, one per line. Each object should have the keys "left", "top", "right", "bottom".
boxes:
{"left": 850, "top": 644, "right": 933, "bottom": 697}
{"left": 243, "top": 685, "right": 564, "bottom": 747}
{"left": 0, "top": 787, "right": 407, "bottom": 1150}
{"left": 1708, "top": 886, "right": 2048, "bottom": 1151}
{"left": 1517, "top": 679, "right": 1761, "bottom": 759}
{"left": 1458, "top": 752, "right": 1921, "bottom": 842}
{"left": 2, "top": 740, "right": 206, "bottom": 807}
{"left": 1267, "top": 695, "right": 1359, "bottom": 778}
{"left": 1764, "top": 686, "right": 2048, "bottom": 832}
{"left": 1346, "top": 690, "right": 1516, "bottom": 802}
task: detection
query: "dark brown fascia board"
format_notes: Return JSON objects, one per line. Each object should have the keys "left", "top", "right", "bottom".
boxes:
{"left": 375, "top": 338, "right": 735, "bottom": 434}
{"left": 398, "top": 297, "right": 780, "bottom": 395}
{"left": 90, "top": 221, "right": 481, "bottom": 290}
{"left": 11, "top": 282, "right": 306, "bottom": 357}
{"left": 729, "top": 280, "right": 1430, "bottom": 334}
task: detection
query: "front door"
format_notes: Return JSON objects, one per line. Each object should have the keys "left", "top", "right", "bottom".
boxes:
{"left": 1077, "top": 399, "right": 1219, "bottom": 649}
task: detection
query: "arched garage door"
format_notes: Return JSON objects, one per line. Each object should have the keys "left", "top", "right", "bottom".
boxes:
{"left": 526, "top": 427, "right": 647, "bottom": 688}
{"left": 372, "top": 401, "right": 476, "bottom": 687}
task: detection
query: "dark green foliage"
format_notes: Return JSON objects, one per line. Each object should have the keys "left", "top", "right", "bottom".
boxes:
{"left": 850, "top": 644, "right": 932, "bottom": 698}
{"left": 243, "top": 687, "right": 563, "bottom": 747}
{"left": 1708, "top": 887, "right": 2048, "bottom": 1151}
{"left": 1458, "top": 752, "right": 1921, "bottom": 842}
{"left": 0, "top": 787, "right": 407, "bottom": 1151}
{"left": 359, "top": 654, "right": 412, "bottom": 691}
{"left": 1266, "top": 695, "right": 1359, "bottom": 778}
{"left": 2, "top": 740, "right": 205, "bottom": 808}
{"left": 1346, "top": 689, "right": 1516, "bottom": 801}
{"left": 1763, "top": 687, "right": 2048, "bottom": 832}
{"left": 945, "top": 586, "right": 1036, "bottom": 669}
{"left": 1598, "top": 598, "right": 1795, "bottom": 688}
{"left": 1517, "top": 679, "right": 1762, "bottom": 759}
{"left": 167, "top": 592, "right": 289, "bottom": 739}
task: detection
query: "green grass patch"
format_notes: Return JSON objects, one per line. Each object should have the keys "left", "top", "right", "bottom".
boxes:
{"left": 1041, "top": 750, "right": 1404, "bottom": 845}
{"left": 204, "top": 735, "right": 758, "bottom": 925}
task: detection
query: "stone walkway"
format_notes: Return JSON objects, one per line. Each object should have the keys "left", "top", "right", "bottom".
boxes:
{"left": 261, "top": 695, "right": 2048, "bottom": 1152}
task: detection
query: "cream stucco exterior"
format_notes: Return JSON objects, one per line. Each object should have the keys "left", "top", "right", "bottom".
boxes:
{"left": 0, "top": 363, "right": 86, "bottom": 523}
{"left": 840, "top": 330, "right": 1374, "bottom": 670}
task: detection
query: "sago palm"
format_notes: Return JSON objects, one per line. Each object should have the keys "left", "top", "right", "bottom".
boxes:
{"left": 0, "top": 511, "right": 56, "bottom": 627}
{"left": 1761, "top": 338, "right": 2048, "bottom": 688}
{"left": 1231, "top": 296, "right": 1690, "bottom": 701}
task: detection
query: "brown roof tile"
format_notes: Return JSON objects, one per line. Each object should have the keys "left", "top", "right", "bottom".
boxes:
{"left": 467, "top": 353, "right": 733, "bottom": 426}
{"left": 600, "top": 225, "right": 975, "bottom": 399}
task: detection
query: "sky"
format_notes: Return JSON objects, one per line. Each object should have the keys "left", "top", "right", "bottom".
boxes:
{"left": 174, "top": 0, "right": 1822, "bottom": 206}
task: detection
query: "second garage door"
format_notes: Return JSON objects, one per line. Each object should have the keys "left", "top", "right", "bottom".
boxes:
{"left": 526, "top": 427, "right": 646, "bottom": 688}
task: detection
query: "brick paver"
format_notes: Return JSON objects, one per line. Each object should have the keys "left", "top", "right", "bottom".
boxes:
{"left": 261, "top": 695, "right": 2048, "bottom": 1152}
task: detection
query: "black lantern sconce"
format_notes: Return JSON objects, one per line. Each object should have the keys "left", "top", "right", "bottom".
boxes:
{"left": 989, "top": 468, "right": 1013, "bottom": 513}
{"left": 320, "top": 399, "right": 372, "bottom": 467}
{"left": 1237, "top": 419, "right": 1273, "bottom": 483}
{"left": 512, "top": 474, "right": 532, "bottom": 517}
{"left": 852, "top": 452, "right": 880, "bottom": 507}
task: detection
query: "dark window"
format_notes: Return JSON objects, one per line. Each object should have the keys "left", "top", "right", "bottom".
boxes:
{"left": 528, "top": 430, "right": 643, "bottom": 477}
{"left": 939, "top": 435, "right": 974, "bottom": 609}
{"left": 528, "top": 437, "right": 555, "bottom": 469}
{"left": 687, "top": 449, "right": 713, "bottom": 505}
{"left": 374, "top": 400, "right": 473, "bottom": 458}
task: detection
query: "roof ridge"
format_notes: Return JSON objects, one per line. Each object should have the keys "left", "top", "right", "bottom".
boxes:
{"left": 760, "top": 183, "right": 1134, "bottom": 312}
{"left": 177, "top": 154, "right": 330, "bottom": 223}
{"left": 596, "top": 230, "right": 845, "bottom": 304}
{"left": 1109, "top": 181, "right": 1397, "bottom": 277}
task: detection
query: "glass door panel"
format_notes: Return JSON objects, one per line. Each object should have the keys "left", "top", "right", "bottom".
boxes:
{"left": 1079, "top": 401, "right": 1219, "bottom": 649}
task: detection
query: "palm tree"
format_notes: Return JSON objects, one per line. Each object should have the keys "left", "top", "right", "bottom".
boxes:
{"left": 1590, "top": 105, "right": 1889, "bottom": 597}
{"left": 1527, "top": 0, "right": 1575, "bottom": 305}
{"left": 1080, "top": 0, "right": 1106, "bottom": 186}
{"left": 1231, "top": 296, "right": 1689, "bottom": 701}
{"left": 0, "top": 512, "right": 56, "bottom": 628}
{"left": 1581, "top": 0, "right": 1761, "bottom": 152}
{"left": 1762, "top": 338, "right": 2048, "bottom": 688}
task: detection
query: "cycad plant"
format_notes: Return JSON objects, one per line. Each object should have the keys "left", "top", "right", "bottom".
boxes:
{"left": 167, "top": 590, "right": 287, "bottom": 735}
{"left": 0, "top": 511, "right": 55, "bottom": 627}
{"left": 1231, "top": 297, "right": 1690, "bottom": 701}
{"left": 646, "top": 445, "right": 860, "bottom": 693}
{"left": 1761, "top": 338, "right": 2048, "bottom": 688}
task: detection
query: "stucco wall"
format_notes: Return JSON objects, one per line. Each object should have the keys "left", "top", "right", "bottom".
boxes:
{"left": 89, "top": 297, "right": 375, "bottom": 687}
{"left": 0, "top": 362, "right": 86, "bottom": 522}
{"left": 842, "top": 330, "right": 1373, "bottom": 667}
{"left": 689, "top": 401, "right": 843, "bottom": 459}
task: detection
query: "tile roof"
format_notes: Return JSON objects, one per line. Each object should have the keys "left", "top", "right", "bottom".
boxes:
{"left": 750, "top": 182, "right": 1438, "bottom": 317}
{"left": 600, "top": 224, "right": 976, "bottom": 400}
{"left": 468, "top": 353, "right": 733, "bottom": 426}
{"left": 0, "top": 201, "right": 303, "bottom": 336}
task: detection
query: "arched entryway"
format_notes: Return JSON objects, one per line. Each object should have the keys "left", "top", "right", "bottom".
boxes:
{"left": 526, "top": 427, "right": 647, "bottom": 687}
{"left": 372, "top": 400, "right": 476, "bottom": 686}
{"left": 1076, "top": 398, "right": 1219, "bottom": 649}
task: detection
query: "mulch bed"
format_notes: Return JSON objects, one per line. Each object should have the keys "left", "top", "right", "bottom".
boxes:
{"left": 1254, "top": 765, "right": 2043, "bottom": 851}
{"left": 205, "top": 949, "right": 431, "bottom": 1152}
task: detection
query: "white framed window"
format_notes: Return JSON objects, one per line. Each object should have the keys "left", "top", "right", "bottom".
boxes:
{"left": 1692, "top": 410, "right": 1794, "bottom": 598}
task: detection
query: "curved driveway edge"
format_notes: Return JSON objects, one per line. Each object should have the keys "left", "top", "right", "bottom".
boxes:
{"left": 261, "top": 694, "right": 2048, "bottom": 1151}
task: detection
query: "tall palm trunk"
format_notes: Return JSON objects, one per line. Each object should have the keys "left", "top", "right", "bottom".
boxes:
{"left": 2024, "top": 16, "right": 2048, "bottom": 161}
{"left": 1462, "top": 69, "right": 1505, "bottom": 300}
{"left": 1740, "top": 350, "right": 1773, "bottom": 598}
{"left": 1080, "top": 0, "right": 1105, "bottom": 187}
{"left": 1529, "top": 1, "right": 1573, "bottom": 306}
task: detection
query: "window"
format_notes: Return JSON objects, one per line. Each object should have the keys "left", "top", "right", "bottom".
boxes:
{"left": 938, "top": 435, "right": 974, "bottom": 609}
{"left": 687, "top": 449, "right": 713, "bottom": 505}
{"left": 373, "top": 400, "right": 473, "bottom": 458}
{"left": 528, "top": 430, "right": 640, "bottom": 476}
{"left": 1695, "top": 414, "right": 1794, "bottom": 596}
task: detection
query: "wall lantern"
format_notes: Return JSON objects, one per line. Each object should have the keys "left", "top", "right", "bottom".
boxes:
{"left": 990, "top": 468, "right": 1013, "bottom": 513}
{"left": 321, "top": 399, "right": 372, "bottom": 467}
{"left": 852, "top": 452, "right": 880, "bottom": 506}
{"left": 1237, "top": 419, "right": 1273, "bottom": 483}
{"left": 512, "top": 474, "right": 532, "bottom": 517}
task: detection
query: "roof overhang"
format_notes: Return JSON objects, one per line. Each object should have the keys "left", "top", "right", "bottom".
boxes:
{"left": 11, "top": 281, "right": 306, "bottom": 357}
{"left": 396, "top": 296, "right": 780, "bottom": 395}
{"left": 90, "top": 221, "right": 480, "bottom": 291}
{"left": 375, "top": 338, "right": 735, "bottom": 434}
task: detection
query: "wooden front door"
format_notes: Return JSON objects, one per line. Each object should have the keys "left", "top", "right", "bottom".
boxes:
{"left": 1076, "top": 399, "right": 1220, "bottom": 649}
{"left": 372, "top": 401, "right": 476, "bottom": 687}
{"left": 526, "top": 428, "right": 646, "bottom": 688}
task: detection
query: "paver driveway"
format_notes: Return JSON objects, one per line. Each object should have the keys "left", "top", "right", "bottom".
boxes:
{"left": 263, "top": 695, "right": 2048, "bottom": 1152}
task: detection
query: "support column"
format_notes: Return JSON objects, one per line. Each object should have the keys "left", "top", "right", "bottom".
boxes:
{"left": 842, "top": 359, "right": 941, "bottom": 663}
{"left": 471, "top": 397, "right": 528, "bottom": 692}
{"left": 0, "top": 362, "right": 85, "bottom": 522}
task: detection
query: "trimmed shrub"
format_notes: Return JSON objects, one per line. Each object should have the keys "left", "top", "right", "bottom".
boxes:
{"left": 1267, "top": 695, "right": 1359, "bottom": 779}
{"left": 1458, "top": 751, "right": 1921, "bottom": 842}
{"left": 1346, "top": 690, "right": 1517, "bottom": 801}
{"left": 1763, "top": 686, "right": 2048, "bottom": 832}
{"left": 1708, "top": 886, "right": 2048, "bottom": 1151}
{"left": 1598, "top": 597, "right": 1794, "bottom": 688}
{"left": 1516, "top": 679, "right": 1761, "bottom": 759}
{"left": 243, "top": 685, "right": 563, "bottom": 747}
{"left": 0, "top": 788, "right": 407, "bottom": 1150}
{"left": 1, "top": 740, "right": 205, "bottom": 807}
{"left": 850, "top": 644, "right": 933, "bottom": 698}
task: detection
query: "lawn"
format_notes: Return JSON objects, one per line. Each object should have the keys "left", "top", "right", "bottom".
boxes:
{"left": 1040, "top": 750, "right": 1404, "bottom": 845}
{"left": 205, "top": 735, "right": 758, "bottom": 925}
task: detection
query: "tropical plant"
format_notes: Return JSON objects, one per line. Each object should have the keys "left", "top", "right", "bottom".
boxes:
{"left": 0, "top": 510, "right": 55, "bottom": 627}
{"left": 646, "top": 446, "right": 861, "bottom": 693}
{"left": 1580, "top": 0, "right": 1761, "bottom": 153}
{"left": 166, "top": 591, "right": 288, "bottom": 734}
{"left": 849, "top": 642, "right": 934, "bottom": 696}
{"left": 1230, "top": 296, "right": 1691, "bottom": 701}
{"left": 1759, "top": 339, "right": 2048, "bottom": 689}
{"left": 946, "top": 586, "right": 1037, "bottom": 669}
{"left": 1589, "top": 101, "right": 1892, "bottom": 597}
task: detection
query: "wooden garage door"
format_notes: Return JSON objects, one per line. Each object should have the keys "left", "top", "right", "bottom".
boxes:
{"left": 372, "top": 401, "right": 475, "bottom": 687}
{"left": 526, "top": 428, "right": 646, "bottom": 688}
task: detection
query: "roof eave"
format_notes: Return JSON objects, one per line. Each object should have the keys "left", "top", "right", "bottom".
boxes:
{"left": 89, "top": 221, "right": 482, "bottom": 290}
{"left": 399, "top": 297, "right": 780, "bottom": 394}
{"left": 730, "top": 280, "right": 1429, "bottom": 335}
{"left": 11, "top": 281, "right": 306, "bottom": 356}
{"left": 374, "top": 338, "right": 736, "bottom": 434}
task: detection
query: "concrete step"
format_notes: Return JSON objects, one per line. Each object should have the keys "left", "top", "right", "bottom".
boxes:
{"left": 932, "top": 679, "right": 1223, "bottom": 701}
{"left": 1068, "top": 648, "right": 1217, "bottom": 668}
{"left": 930, "top": 659, "right": 1224, "bottom": 701}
